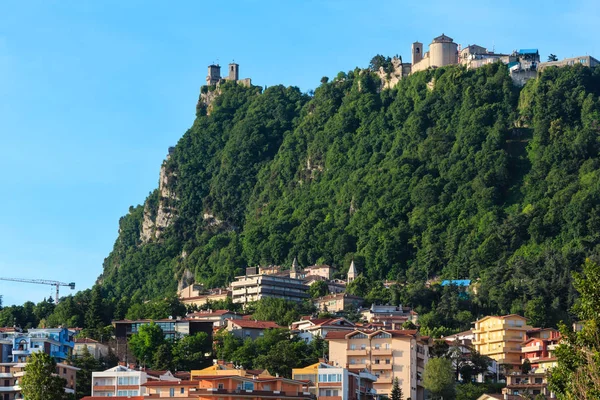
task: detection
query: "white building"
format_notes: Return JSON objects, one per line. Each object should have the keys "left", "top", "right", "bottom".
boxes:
{"left": 91, "top": 364, "right": 178, "bottom": 397}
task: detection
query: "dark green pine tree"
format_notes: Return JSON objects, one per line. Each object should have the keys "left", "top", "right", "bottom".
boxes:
{"left": 84, "top": 286, "right": 103, "bottom": 337}
{"left": 391, "top": 377, "right": 403, "bottom": 400}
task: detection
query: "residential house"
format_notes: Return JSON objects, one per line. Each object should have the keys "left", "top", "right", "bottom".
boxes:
{"left": 226, "top": 319, "right": 282, "bottom": 340}
{"left": 303, "top": 276, "right": 346, "bottom": 294}
{"left": 472, "top": 315, "right": 533, "bottom": 368}
{"left": 302, "top": 264, "right": 337, "bottom": 280}
{"left": 521, "top": 328, "right": 560, "bottom": 373}
{"left": 91, "top": 364, "right": 178, "bottom": 397}
{"left": 11, "top": 327, "right": 75, "bottom": 363}
{"left": 74, "top": 338, "right": 109, "bottom": 360}
{"left": 192, "top": 362, "right": 273, "bottom": 379}
{"left": 292, "top": 362, "right": 377, "bottom": 400}
{"left": 0, "top": 361, "right": 78, "bottom": 399}
{"left": 290, "top": 317, "right": 355, "bottom": 343}
{"left": 501, "top": 373, "right": 553, "bottom": 399}
{"left": 539, "top": 55, "right": 599, "bottom": 71}
{"left": 186, "top": 310, "right": 243, "bottom": 327}
{"left": 313, "top": 293, "right": 364, "bottom": 313}
{"left": 326, "top": 329, "right": 430, "bottom": 400}
{"left": 0, "top": 328, "right": 19, "bottom": 363}
{"left": 360, "top": 304, "right": 418, "bottom": 324}
{"left": 178, "top": 286, "right": 231, "bottom": 309}
{"left": 442, "top": 330, "right": 498, "bottom": 380}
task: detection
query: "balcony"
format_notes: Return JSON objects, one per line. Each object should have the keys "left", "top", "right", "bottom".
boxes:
{"left": 13, "top": 371, "right": 25, "bottom": 377}
{"left": 523, "top": 356, "right": 541, "bottom": 363}
{"left": 347, "top": 349, "right": 367, "bottom": 356}
{"left": 188, "top": 388, "right": 316, "bottom": 399}
{"left": 0, "top": 386, "right": 20, "bottom": 392}
{"left": 374, "top": 377, "right": 392, "bottom": 384}
{"left": 348, "top": 363, "right": 367, "bottom": 370}
{"left": 521, "top": 344, "right": 543, "bottom": 353}
{"left": 11, "top": 349, "right": 29, "bottom": 355}
{"left": 548, "top": 344, "right": 559, "bottom": 351}
{"left": 371, "top": 364, "right": 392, "bottom": 371}
{"left": 371, "top": 349, "right": 393, "bottom": 356}
{"left": 0, "top": 373, "right": 13, "bottom": 378}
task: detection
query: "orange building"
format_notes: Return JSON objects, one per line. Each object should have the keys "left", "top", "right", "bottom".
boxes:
{"left": 472, "top": 315, "right": 533, "bottom": 367}
{"left": 141, "top": 375, "right": 313, "bottom": 399}
{"left": 521, "top": 328, "right": 560, "bottom": 373}
{"left": 325, "top": 329, "right": 430, "bottom": 400}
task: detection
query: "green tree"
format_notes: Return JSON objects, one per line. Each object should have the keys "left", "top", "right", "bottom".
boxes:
{"left": 521, "top": 358, "right": 532, "bottom": 374}
{"left": 173, "top": 332, "right": 211, "bottom": 371}
{"left": 525, "top": 298, "right": 547, "bottom": 328}
{"left": 309, "top": 281, "right": 329, "bottom": 298}
{"left": 423, "top": 357, "right": 456, "bottom": 400}
{"left": 548, "top": 259, "right": 600, "bottom": 398}
{"left": 128, "top": 322, "right": 166, "bottom": 367}
{"left": 85, "top": 286, "right": 104, "bottom": 337}
{"left": 390, "top": 377, "right": 403, "bottom": 400}
{"left": 152, "top": 343, "right": 173, "bottom": 370}
{"left": 20, "top": 352, "right": 69, "bottom": 400}
{"left": 70, "top": 345, "right": 103, "bottom": 399}
{"left": 547, "top": 54, "right": 558, "bottom": 62}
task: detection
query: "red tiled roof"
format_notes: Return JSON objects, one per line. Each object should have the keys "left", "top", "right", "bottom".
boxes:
{"left": 228, "top": 319, "right": 282, "bottom": 329}
{"left": 143, "top": 380, "right": 200, "bottom": 387}
{"left": 75, "top": 338, "right": 99, "bottom": 344}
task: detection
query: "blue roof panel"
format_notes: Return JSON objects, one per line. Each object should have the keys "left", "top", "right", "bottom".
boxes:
{"left": 519, "top": 49, "right": 539, "bottom": 55}
{"left": 441, "top": 279, "right": 471, "bottom": 287}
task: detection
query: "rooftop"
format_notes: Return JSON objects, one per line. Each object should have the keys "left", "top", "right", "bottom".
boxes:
{"left": 228, "top": 319, "right": 282, "bottom": 329}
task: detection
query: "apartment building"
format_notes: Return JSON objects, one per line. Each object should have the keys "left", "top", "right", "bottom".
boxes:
{"left": 0, "top": 361, "right": 78, "bottom": 399}
{"left": 73, "top": 338, "right": 109, "bottom": 360}
{"left": 521, "top": 328, "right": 560, "bottom": 374}
{"left": 292, "top": 362, "right": 377, "bottom": 400}
{"left": 326, "top": 329, "right": 430, "bottom": 400}
{"left": 501, "top": 373, "right": 553, "bottom": 399}
{"left": 230, "top": 270, "right": 309, "bottom": 305}
{"left": 360, "top": 304, "right": 418, "bottom": 325}
{"left": 178, "top": 285, "right": 231, "bottom": 308}
{"left": 472, "top": 315, "right": 533, "bottom": 367}
{"left": 11, "top": 328, "right": 75, "bottom": 363}
{"left": 91, "top": 364, "right": 179, "bottom": 397}
{"left": 191, "top": 362, "right": 273, "bottom": 380}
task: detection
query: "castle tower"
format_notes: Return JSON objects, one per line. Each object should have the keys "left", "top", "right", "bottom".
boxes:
{"left": 206, "top": 64, "right": 221, "bottom": 86}
{"left": 290, "top": 257, "right": 301, "bottom": 279}
{"left": 412, "top": 42, "right": 423, "bottom": 65}
{"left": 228, "top": 63, "right": 239, "bottom": 81}
{"left": 429, "top": 34, "right": 458, "bottom": 68}
{"left": 347, "top": 259, "right": 358, "bottom": 283}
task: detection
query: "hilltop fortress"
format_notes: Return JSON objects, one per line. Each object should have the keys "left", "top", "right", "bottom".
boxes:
{"left": 206, "top": 62, "right": 251, "bottom": 87}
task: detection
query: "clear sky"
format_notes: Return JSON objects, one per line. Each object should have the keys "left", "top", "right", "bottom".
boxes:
{"left": 0, "top": 0, "right": 598, "bottom": 306}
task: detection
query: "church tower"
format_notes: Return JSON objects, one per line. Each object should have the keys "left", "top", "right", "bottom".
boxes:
{"left": 412, "top": 42, "right": 423, "bottom": 65}
{"left": 228, "top": 63, "right": 239, "bottom": 81}
{"left": 290, "top": 257, "right": 301, "bottom": 279}
{"left": 347, "top": 259, "right": 358, "bottom": 283}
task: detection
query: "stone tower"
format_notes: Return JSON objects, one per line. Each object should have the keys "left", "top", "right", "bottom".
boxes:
{"left": 290, "top": 257, "right": 301, "bottom": 279}
{"left": 412, "top": 42, "right": 423, "bottom": 65}
{"left": 228, "top": 63, "right": 239, "bottom": 81}
{"left": 347, "top": 259, "right": 358, "bottom": 283}
{"left": 207, "top": 64, "right": 221, "bottom": 86}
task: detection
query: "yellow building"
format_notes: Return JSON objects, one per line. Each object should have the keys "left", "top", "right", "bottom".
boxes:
{"left": 325, "top": 329, "right": 429, "bottom": 400}
{"left": 473, "top": 315, "right": 533, "bottom": 367}
{"left": 191, "top": 362, "right": 273, "bottom": 379}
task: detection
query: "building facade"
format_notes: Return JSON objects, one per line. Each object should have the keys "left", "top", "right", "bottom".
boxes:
{"left": 539, "top": 55, "right": 600, "bottom": 71}
{"left": 292, "top": 362, "right": 377, "bottom": 400}
{"left": 112, "top": 319, "right": 213, "bottom": 341}
{"left": 91, "top": 364, "right": 179, "bottom": 397}
{"left": 230, "top": 272, "right": 309, "bottom": 305}
{"left": 520, "top": 328, "right": 560, "bottom": 374}
{"left": 11, "top": 328, "right": 75, "bottom": 363}
{"left": 473, "top": 315, "right": 533, "bottom": 367}
{"left": 226, "top": 319, "right": 282, "bottom": 340}
{"left": 411, "top": 34, "right": 459, "bottom": 73}
{"left": 0, "top": 361, "right": 78, "bottom": 399}
{"left": 73, "top": 338, "right": 109, "bottom": 360}
{"left": 186, "top": 310, "right": 243, "bottom": 327}
{"left": 291, "top": 317, "right": 356, "bottom": 343}
{"left": 326, "top": 329, "right": 430, "bottom": 400}
{"left": 313, "top": 293, "right": 364, "bottom": 313}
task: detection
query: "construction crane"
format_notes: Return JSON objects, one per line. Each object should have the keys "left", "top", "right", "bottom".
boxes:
{"left": 0, "top": 278, "right": 75, "bottom": 304}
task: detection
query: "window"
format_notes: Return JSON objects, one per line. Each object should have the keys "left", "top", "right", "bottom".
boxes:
{"left": 374, "top": 344, "right": 380, "bottom": 350}
{"left": 374, "top": 359, "right": 380, "bottom": 364}
{"left": 350, "top": 344, "right": 356, "bottom": 350}
{"left": 218, "top": 383, "right": 224, "bottom": 389}
{"left": 360, "top": 344, "right": 366, "bottom": 350}
{"left": 384, "top": 343, "right": 390, "bottom": 350}
{"left": 243, "top": 382, "right": 254, "bottom": 390}
{"left": 385, "top": 359, "right": 391, "bottom": 364}
{"left": 170, "top": 388, "right": 175, "bottom": 396}
{"left": 181, "top": 388, "right": 185, "bottom": 394}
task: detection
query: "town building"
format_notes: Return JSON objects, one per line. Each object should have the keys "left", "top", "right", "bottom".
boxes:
{"left": 290, "top": 317, "right": 356, "bottom": 343}
{"left": 141, "top": 375, "right": 313, "bottom": 400}
{"left": 520, "top": 328, "right": 560, "bottom": 374}
{"left": 302, "top": 264, "right": 337, "bottom": 281}
{"left": 411, "top": 34, "right": 459, "bottom": 73}
{"left": 74, "top": 338, "right": 109, "bottom": 360}
{"left": 178, "top": 285, "right": 231, "bottom": 308}
{"left": 539, "top": 55, "right": 600, "bottom": 71}
{"left": 459, "top": 45, "right": 515, "bottom": 70}
{"left": 501, "top": 373, "right": 553, "bottom": 399}
{"left": 230, "top": 268, "right": 309, "bottom": 305}
{"left": 225, "top": 319, "right": 282, "bottom": 340}
{"left": 360, "top": 304, "right": 418, "bottom": 325}
{"left": 292, "top": 361, "right": 377, "bottom": 400}
{"left": 472, "top": 315, "right": 533, "bottom": 368}
{"left": 313, "top": 293, "right": 364, "bottom": 313}
{"left": 442, "top": 330, "right": 498, "bottom": 381}
{"left": 91, "top": 364, "right": 179, "bottom": 397}
{"left": 10, "top": 327, "right": 75, "bottom": 363}
{"left": 186, "top": 310, "right": 243, "bottom": 328}
{"left": 0, "top": 361, "right": 78, "bottom": 399}
{"left": 192, "top": 362, "right": 273, "bottom": 379}
{"left": 112, "top": 319, "right": 213, "bottom": 341}
{"left": 0, "top": 328, "right": 18, "bottom": 363}
{"left": 326, "top": 329, "right": 430, "bottom": 400}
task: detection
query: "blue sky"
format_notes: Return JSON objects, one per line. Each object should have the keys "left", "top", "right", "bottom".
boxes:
{"left": 0, "top": 0, "right": 598, "bottom": 306}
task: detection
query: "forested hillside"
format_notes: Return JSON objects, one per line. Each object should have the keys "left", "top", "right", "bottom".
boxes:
{"left": 5, "top": 63, "right": 598, "bottom": 333}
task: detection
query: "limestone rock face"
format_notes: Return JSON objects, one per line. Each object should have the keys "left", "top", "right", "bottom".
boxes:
{"left": 140, "top": 155, "right": 178, "bottom": 243}
{"left": 377, "top": 56, "right": 404, "bottom": 90}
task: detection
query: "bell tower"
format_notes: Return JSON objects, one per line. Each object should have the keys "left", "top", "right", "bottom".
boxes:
{"left": 228, "top": 63, "right": 239, "bottom": 81}
{"left": 412, "top": 42, "right": 423, "bottom": 65}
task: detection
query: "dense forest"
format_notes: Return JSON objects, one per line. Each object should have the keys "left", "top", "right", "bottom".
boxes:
{"left": 2, "top": 61, "right": 600, "bottom": 335}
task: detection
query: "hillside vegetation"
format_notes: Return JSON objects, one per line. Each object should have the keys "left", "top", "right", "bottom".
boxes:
{"left": 5, "top": 63, "right": 599, "bottom": 333}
